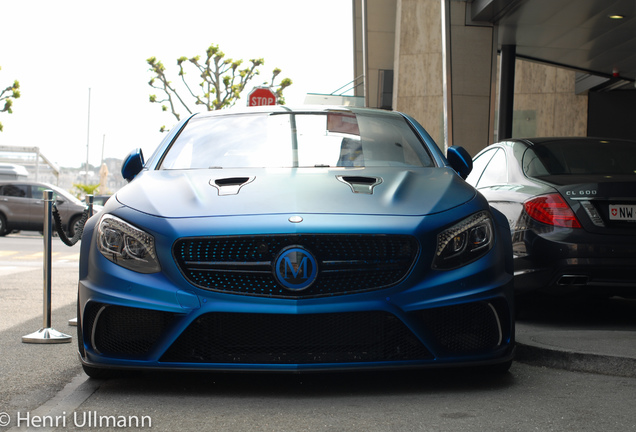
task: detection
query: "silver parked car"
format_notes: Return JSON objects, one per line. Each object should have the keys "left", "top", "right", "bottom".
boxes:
{"left": 0, "top": 180, "right": 87, "bottom": 237}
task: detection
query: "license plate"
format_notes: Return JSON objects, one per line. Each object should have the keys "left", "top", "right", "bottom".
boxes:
{"left": 609, "top": 204, "right": 636, "bottom": 221}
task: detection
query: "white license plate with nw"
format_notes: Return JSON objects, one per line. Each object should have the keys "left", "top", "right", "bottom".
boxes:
{"left": 609, "top": 204, "right": 636, "bottom": 221}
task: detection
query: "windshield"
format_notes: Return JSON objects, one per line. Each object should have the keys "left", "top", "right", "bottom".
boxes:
{"left": 522, "top": 139, "right": 636, "bottom": 177}
{"left": 32, "top": 184, "right": 84, "bottom": 205}
{"left": 159, "top": 111, "right": 434, "bottom": 169}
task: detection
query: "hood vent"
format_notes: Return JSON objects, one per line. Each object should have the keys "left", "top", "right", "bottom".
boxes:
{"left": 336, "top": 175, "right": 383, "bottom": 194}
{"left": 210, "top": 176, "right": 255, "bottom": 196}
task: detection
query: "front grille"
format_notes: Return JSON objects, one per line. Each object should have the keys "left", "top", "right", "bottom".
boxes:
{"left": 160, "top": 311, "right": 433, "bottom": 364}
{"left": 84, "top": 303, "right": 176, "bottom": 357}
{"left": 173, "top": 234, "right": 418, "bottom": 298}
{"left": 415, "top": 300, "right": 510, "bottom": 355}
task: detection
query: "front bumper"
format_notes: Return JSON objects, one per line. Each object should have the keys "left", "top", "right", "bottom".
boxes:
{"left": 513, "top": 226, "right": 636, "bottom": 294}
{"left": 78, "top": 208, "right": 515, "bottom": 372}
{"left": 78, "top": 290, "right": 514, "bottom": 372}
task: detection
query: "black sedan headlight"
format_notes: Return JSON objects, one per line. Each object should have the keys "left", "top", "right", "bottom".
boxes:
{"left": 97, "top": 214, "right": 160, "bottom": 274}
{"left": 433, "top": 211, "right": 494, "bottom": 270}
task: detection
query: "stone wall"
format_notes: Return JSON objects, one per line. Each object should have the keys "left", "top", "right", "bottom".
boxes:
{"left": 394, "top": 0, "right": 445, "bottom": 147}
{"left": 361, "top": 0, "right": 589, "bottom": 155}
{"left": 511, "top": 59, "right": 588, "bottom": 139}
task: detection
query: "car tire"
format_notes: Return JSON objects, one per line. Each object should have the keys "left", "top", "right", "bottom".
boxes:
{"left": 68, "top": 215, "right": 83, "bottom": 238}
{"left": 0, "top": 214, "right": 7, "bottom": 236}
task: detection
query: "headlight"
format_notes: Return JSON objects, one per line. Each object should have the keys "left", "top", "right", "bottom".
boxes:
{"left": 433, "top": 211, "right": 494, "bottom": 270}
{"left": 97, "top": 214, "right": 160, "bottom": 273}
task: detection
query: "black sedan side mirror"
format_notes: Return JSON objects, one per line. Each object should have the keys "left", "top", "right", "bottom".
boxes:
{"left": 121, "top": 148, "right": 145, "bottom": 182}
{"left": 447, "top": 146, "right": 473, "bottom": 179}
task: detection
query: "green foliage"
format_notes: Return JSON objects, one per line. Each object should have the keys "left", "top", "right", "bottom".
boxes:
{"left": 0, "top": 66, "right": 21, "bottom": 133}
{"left": 73, "top": 182, "right": 101, "bottom": 198}
{"left": 147, "top": 44, "right": 292, "bottom": 132}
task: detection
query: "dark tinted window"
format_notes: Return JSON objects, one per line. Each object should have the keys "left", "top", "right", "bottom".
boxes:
{"left": 0, "top": 184, "right": 28, "bottom": 197}
{"left": 523, "top": 139, "right": 636, "bottom": 176}
{"left": 30, "top": 184, "right": 84, "bottom": 205}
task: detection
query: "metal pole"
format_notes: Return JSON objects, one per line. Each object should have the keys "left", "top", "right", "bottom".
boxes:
{"left": 43, "top": 190, "right": 52, "bottom": 329}
{"left": 87, "top": 194, "right": 94, "bottom": 217}
{"left": 441, "top": 0, "right": 453, "bottom": 152}
{"left": 23, "top": 190, "right": 72, "bottom": 343}
{"left": 85, "top": 88, "right": 91, "bottom": 184}
{"left": 361, "top": 0, "right": 369, "bottom": 107}
{"left": 498, "top": 45, "right": 516, "bottom": 140}
{"left": 35, "top": 148, "right": 40, "bottom": 182}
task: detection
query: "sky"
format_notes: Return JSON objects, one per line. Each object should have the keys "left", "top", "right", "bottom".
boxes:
{"left": 0, "top": 0, "right": 355, "bottom": 169}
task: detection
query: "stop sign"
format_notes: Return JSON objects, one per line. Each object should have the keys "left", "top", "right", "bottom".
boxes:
{"left": 248, "top": 87, "right": 277, "bottom": 106}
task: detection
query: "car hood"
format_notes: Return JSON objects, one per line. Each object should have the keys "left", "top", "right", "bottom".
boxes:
{"left": 115, "top": 168, "right": 476, "bottom": 217}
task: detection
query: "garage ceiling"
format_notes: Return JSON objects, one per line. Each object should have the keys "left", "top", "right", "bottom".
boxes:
{"left": 469, "top": 0, "right": 636, "bottom": 89}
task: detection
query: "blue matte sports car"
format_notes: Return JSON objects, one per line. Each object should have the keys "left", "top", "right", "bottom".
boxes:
{"left": 77, "top": 106, "right": 515, "bottom": 377}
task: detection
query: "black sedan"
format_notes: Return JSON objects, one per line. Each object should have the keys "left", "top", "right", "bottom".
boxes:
{"left": 466, "top": 137, "right": 636, "bottom": 297}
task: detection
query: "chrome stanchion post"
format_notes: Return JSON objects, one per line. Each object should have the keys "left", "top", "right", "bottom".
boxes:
{"left": 69, "top": 194, "right": 93, "bottom": 327}
{"left": 87, "top": 194, "right": 94, "bottom": 217}
{"left": 22, "top": 190, "right": 72, "bottom": 343}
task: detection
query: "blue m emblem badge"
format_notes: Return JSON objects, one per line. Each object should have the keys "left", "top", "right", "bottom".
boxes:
{"left": 274, "top": 247, "right": 318, "bottom": 291}
{"left": 282, "top": 256, "right": 310, "bottom": 279}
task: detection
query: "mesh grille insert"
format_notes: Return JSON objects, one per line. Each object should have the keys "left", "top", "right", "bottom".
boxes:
{"left": 160, "top": 311, "right": 432, "bottom": 364}
{"left": 173, "top": 234, "right": 419, "bottom": 298}
{"left": 415, "top": 300, "right": 510, "bottom": 355}
{"left": 89, "top": 304, "right": 176, "bottom": 358}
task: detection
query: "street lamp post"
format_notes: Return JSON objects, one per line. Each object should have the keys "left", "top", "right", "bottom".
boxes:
{"left": 85, "top": 88, "right": 91, "bottom": 184}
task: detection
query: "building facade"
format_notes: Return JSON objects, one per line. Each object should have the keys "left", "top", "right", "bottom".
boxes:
{"left": 353, "top": 0, "right": 588, "bottom": 156}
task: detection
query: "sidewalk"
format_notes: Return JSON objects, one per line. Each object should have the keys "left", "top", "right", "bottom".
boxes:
{"left": 513, "top": 296, "right": 636, "bottom": 378}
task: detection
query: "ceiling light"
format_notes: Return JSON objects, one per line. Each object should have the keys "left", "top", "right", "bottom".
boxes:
{"left": 608, "top": 14, "right": 625, "bottom": 19}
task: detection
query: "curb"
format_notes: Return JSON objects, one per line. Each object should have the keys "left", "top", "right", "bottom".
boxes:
{"left": 515, "top": 341, "right": 636, "bottom": 378}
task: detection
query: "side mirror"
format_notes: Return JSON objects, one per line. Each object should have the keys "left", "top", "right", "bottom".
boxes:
{"left": 446, "top": 146, "right": 472, "bottom": 179}
{"left": 121, "top": 148, "right": 145, "bottom": 182}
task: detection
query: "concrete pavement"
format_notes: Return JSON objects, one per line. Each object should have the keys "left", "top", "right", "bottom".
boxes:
{"left": 514, "top": 295, "right": 636, "bottom": 378}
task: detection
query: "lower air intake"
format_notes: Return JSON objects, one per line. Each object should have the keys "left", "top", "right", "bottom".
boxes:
{"left": 415, "top": 300, "right": 510, "bottom": 355}
{"left": 160, "top": 311, "right": 432, "bottom": 364}
{"left": 85, "top": 303, "right": 175, "bottom": 358}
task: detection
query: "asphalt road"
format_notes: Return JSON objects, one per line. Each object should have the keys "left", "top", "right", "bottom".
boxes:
{"left": 0, "top": 233, "right": 80, "bottom": 333}
{"left": 0, "top": 233, "right": 82, "bottom": 431}
{"left": 1, "top": 233, "right": 635, "bottom": 432}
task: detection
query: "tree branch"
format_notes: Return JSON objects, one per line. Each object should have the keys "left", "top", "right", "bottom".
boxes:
{"left": 146, "top": 44, "right": 292, "bottom": 131}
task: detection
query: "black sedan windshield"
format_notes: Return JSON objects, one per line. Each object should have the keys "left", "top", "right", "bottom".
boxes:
{"left": 159, "top": 111, "right": 434, "bottom": 169}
